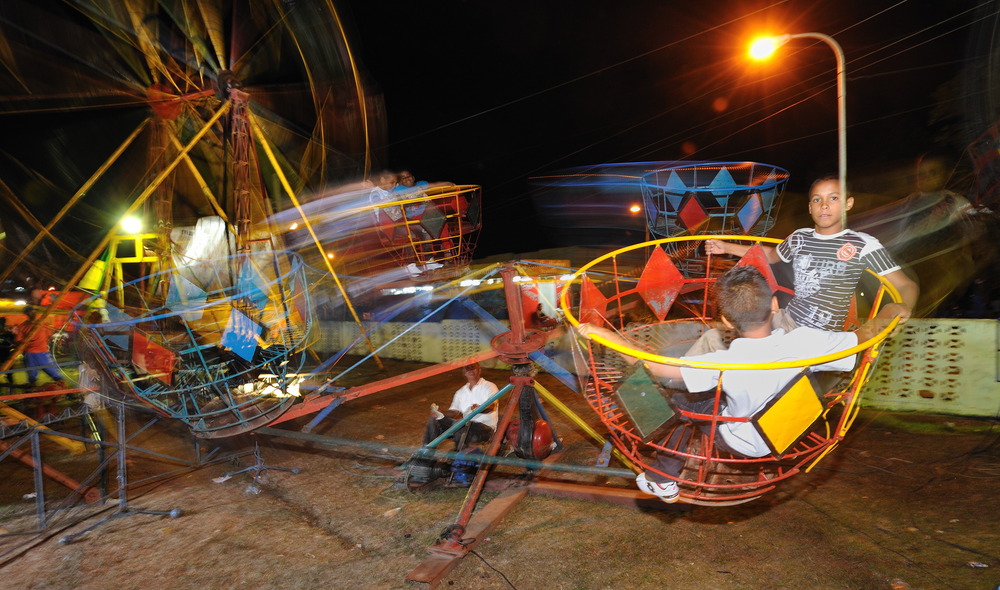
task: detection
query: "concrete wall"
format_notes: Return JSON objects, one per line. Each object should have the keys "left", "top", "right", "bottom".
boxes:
{"left": 314, "top": 319, "right": 508, "bottom": 369}
{"left": 315, "top": 318, "right": 1000, "bottom": 418}
{"left": 863, "top": 318, "right": 999, "bottom": 417}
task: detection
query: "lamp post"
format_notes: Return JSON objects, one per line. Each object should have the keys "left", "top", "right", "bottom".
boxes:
{"left": 750, "top": 33, "right": 847, "bottom": 212}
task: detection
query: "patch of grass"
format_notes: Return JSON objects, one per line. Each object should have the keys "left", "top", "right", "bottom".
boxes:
{"left": 864, "top": 411, "right": 998, "bottom": 435}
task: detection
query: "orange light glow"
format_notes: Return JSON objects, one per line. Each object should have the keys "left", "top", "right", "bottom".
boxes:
{"left": 749, "top": 37, "right": 779, "bottom": 60}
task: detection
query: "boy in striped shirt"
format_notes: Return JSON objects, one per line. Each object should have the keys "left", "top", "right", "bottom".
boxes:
{"left": 705, "top": 174, "right": 919, "bottom": 333}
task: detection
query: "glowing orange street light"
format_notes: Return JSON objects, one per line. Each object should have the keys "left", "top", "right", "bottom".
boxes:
{"left": 749, "top": 33, "right": 847, "bottom": 207}
{"left": 629, "top": 204, "right": 641, "bottom": 214}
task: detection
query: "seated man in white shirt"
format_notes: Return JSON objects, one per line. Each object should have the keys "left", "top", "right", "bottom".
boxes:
{"left": 409, "top": 362, "right": 499, "bottom": 486}
{"left": 578, "top": 265, "right": 886, "bottom": 503}
{"left": 423, "top": 362, "right": 499, "bottom": 448}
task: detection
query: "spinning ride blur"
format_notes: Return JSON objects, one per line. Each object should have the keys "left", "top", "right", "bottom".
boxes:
{"left": 561, "top": 236, "right": 901, "bottom": 505}
{"left": 367, "top": 182, "right": 484, "bottom": 278}
{"left": 72, "top": 250, "right": 313, "bottom": 438}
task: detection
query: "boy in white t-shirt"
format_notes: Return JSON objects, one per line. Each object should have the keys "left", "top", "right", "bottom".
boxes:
{"left": 579, "top": 265, "right": 888, "bottom": 502}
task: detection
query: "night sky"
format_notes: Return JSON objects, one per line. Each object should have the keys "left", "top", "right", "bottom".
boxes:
{"left": 341, "top": 0, "right": 988, "bottom": 257}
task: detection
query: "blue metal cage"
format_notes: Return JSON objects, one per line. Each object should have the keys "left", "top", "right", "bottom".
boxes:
{"left": 72, "top": 250, "right": 314, "bottom": 438}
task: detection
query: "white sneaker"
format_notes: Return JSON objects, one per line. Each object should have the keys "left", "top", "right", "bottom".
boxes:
{"left": 635, "top": 472, "right": 679, "bottom": 503}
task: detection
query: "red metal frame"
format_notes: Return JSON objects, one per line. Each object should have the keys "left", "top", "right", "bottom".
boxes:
{"left": 565, "top": 236, "right": 897, "bottom": 504}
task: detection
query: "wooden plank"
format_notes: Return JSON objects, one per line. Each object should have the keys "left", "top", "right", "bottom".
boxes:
{"left": 484, "top": 478, "right": 690, "bottom": 511}
{"left": 405, "top": 487, "right": 528, "bottom": 587}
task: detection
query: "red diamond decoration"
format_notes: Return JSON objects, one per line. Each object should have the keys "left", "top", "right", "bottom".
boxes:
{"left": 734, "top": 243, "right": 779, "bottom": 294}
{"left": 676, "top": 192, "right": 710, "bottom": 233}
{"left": 131, "top": 330, "right": 175, "bottom": 386}
{"left": 843, "top": 293, "right": 860, "bottom": 331}
{"left": 636, "top": 247, "right": 685, "bottom": 321}
{"left": 579, "top": 276, "right": 608, "bottom": 325}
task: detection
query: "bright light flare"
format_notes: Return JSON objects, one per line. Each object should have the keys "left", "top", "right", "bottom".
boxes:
{"left": 121, "top": 216, "right": 143, "bottom": 234}
{"left": 629, "top": 204, "right": 641, "bottom": 214}
{"left": 749, "top": 36, "right": 780, "bottom": 60}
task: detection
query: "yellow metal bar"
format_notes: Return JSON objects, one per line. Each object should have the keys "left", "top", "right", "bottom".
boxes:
{"left": 248, "top": 111, "right": 383, "bottom": 368}
{"left": 0, "top": 406, "right": 86, "bottom": 455}
{"left": 534, "top": 382, "right": 638, "bottom": 473}
{"left": 167, "top": 131, "right": 231, "bottom": 223}
{"left": 0, "top": 178, "right": 77, "bottom": 259}
{"left": 0, "top": 101, "right": 232, "bottom": 376}
{"left": 326, "top": 0, "right": 372, "bottom": 177}
{"left": 0, "top": 118, "right": 151, "bottom": 287}
{"left": 194, "top": 1, "right": 227, "bottom": 70}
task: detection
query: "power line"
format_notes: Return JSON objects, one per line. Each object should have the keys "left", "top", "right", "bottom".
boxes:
{"left": 385, "top": 0, "right": 795, "bottom": 148}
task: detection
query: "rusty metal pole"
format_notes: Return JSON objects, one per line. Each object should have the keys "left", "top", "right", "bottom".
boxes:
{"left": 432, "top": 264, "right": 547, "bottom": 547}
{"left": 501, "top": 265, "right": 525, "bottom": 344}
{"left": 436, "top": 374, "right": 530, "bottom": 549}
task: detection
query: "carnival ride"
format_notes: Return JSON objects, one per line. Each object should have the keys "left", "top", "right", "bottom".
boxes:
{"left": 561, "top": 235, "right": 901, "bottom": 505}
{"left": 0, "top": 1, "right": 992, "bottom": 586}
{"left": 0, "top": 0, "right": 392, "bottom": 436}
{"left": 640, "top": 162, "right": 788, "bottom": 255}
{"left": 0, "top": 0, "right": 392, "bottom": 540}
{"left": 366, "top": 184, "right": 484, "bottom": 278}
{"left": 529, "top": 161, "right": 789, "bottom": 256}
{"left": 72, "top": 249, "right": 314, "bottom": 438}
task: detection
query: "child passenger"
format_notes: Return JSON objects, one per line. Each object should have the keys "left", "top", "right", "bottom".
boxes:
{"left": 705, "top": 175, "right": 919, "bottom": 334}
{"left": 577, "top": 265, "right": 887, "bottom": 502}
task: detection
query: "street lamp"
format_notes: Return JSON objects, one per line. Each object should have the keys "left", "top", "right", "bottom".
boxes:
{"left": 750, "top": 33, "right": 847, "bottom": 213}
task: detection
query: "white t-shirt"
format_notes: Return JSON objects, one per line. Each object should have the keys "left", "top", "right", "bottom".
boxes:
{"left": 679, "top": 327, "right": 858, "bottom": 457}
{"left": 449, "top": 377, "right": 499, "bottom": 430}
{"left": 370, "top": 187, "right": 402, "bottom": 221}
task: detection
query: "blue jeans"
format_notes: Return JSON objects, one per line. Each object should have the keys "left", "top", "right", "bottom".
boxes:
{"left": 24, "top": 352, "right": 63, "bottom": 384}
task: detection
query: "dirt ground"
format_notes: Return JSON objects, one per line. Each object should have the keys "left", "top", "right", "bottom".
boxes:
{"left": 1, "top": 360, "right": 999, "bottom": 590}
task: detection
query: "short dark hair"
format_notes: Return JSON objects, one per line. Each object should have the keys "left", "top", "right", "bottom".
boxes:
{"left": 714, "top": 266, "right": 773, "bottom": 333}
{"left": 809, "top": 174, "right": 850, "bottom": 196}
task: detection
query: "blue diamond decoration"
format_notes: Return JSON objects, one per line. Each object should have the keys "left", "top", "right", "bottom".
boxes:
{"left": 708, "top": 166, "right": 737, "bottom": 196}
{"left": 738, "top": 193, "right": 764, "bottom": 233}
{"left": 221, "top": 308, "right": 263, "bottom": 363}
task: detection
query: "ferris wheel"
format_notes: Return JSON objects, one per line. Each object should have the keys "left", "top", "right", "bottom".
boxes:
{"left": 0, "top": 0, "right": 384, "bottom": 282}
{"left": 0, "top": 0, "right": 387, "bottom": 433}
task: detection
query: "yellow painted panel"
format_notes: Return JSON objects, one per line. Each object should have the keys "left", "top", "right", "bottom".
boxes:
{"left": 756, "top": 377, "right": 823, "bottom": 455}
